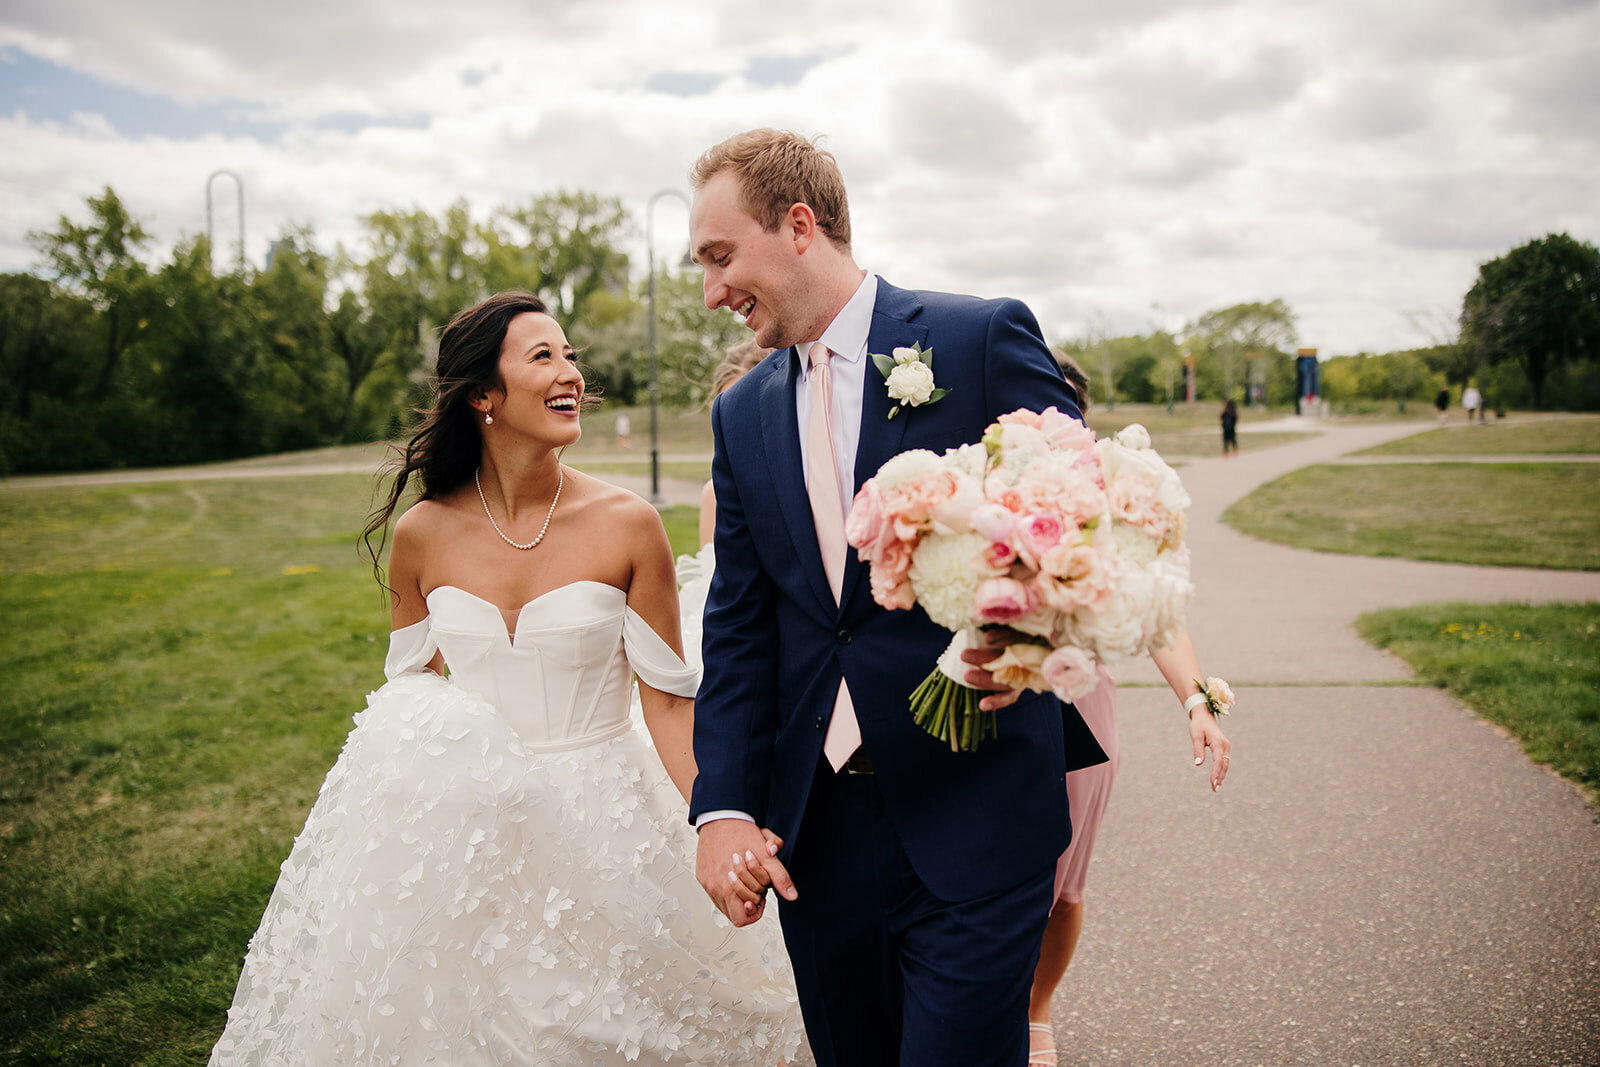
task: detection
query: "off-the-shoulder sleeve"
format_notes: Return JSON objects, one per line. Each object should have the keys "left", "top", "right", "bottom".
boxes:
{"left": 622, "top": 607, "right": 700, "bottom": 698}
{"left": 384, "top": 618, "right": 439, "bottom": 679}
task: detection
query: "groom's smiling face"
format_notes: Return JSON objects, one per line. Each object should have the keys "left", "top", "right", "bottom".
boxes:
{"left": 690, "top": 170, "right": 810, "bottom": 351}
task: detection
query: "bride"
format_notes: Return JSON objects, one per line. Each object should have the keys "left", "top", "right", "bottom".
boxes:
{"left": 210, "top": 291, "right": 803, "bottom": 1065}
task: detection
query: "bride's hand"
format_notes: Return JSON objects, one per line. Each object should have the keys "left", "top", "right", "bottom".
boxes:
{"left": 1190, "top": 708, "right": 1231, "bottom": 791}
{"left": 696, "top": 819, "right": 796, "bottom": 926}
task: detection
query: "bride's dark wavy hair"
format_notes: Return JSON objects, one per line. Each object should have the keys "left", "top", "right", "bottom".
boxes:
{"left": 362, "top": 290, "right": 552, "bottom": 589}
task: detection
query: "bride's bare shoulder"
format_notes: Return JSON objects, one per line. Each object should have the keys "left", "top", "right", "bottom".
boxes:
{"left": 565, "top": 468, "right": 667, "bottom": 538}
{"left": 393, "top": 489, "right": 473, "bottom": 546}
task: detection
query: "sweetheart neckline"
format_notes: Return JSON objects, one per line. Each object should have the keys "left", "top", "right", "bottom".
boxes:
{"left": 426, "top": 580, "right": 625, "bottom": 617}
{"left": 427, "top": 581, "right": 626, "bottom": 647}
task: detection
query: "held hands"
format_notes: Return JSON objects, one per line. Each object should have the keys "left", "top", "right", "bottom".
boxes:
{"left": 694, "top": 819, "right": 797, "bottom": 927}
{"left": 959, "top": 627, "right": 1028, "bottom": 712}
{"left": 1190, "top": 706, "right": 1231, "bottom": 791}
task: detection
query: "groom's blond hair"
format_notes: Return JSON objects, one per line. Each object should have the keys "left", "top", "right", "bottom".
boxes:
{"left": 691, "top": 129, "right": 852, "bottom": 249}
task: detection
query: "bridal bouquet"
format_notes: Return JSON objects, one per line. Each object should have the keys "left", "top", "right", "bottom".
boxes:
{"left": 845, "top": 408, "right": 1194, "bottom": 751}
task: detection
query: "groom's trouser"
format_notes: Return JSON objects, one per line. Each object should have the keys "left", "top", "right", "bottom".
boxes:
{"left": 777, "top": 758, "right": 1056, "bottom": 1067}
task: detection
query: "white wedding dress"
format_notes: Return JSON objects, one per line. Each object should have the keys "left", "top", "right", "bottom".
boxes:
{"left": 210, "top": 574, "right": 801, "bottom": 1065}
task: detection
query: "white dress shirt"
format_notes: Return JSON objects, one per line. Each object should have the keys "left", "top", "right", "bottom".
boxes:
{"left": 795, "top": 271, "right": 878, "bottom": 516}
{"left": 695, "top": 271, "right": 879, "bottom": 831}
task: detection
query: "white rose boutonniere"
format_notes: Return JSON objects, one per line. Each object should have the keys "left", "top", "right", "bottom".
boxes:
{"left": 871, "top": 342, "right": 950, "bottom": 419}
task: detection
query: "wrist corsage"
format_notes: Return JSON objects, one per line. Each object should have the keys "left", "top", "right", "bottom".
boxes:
{"left": 1185, "top": 676, "right": 1235, "bottom": 718}
{"left": 871, "top": 342, "right": 950, "bottom": 419}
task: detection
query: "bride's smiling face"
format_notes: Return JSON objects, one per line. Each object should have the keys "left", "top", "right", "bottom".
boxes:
{"left": 483, "top": 311, "right": 584, "bottom": 446}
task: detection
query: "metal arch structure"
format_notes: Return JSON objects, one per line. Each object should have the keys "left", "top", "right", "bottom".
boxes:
{"left": 206, "top": 170, "right": 245, "bottom": 274}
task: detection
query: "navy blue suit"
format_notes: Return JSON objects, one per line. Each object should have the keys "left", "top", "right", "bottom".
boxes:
{"left": 691, "top": 280, "right": 1108, "bottom": 1065}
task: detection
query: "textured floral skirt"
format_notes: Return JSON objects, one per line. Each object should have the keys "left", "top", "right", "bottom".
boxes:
{"left": 210, "top": 673, "right": 802, "bottom": 1065}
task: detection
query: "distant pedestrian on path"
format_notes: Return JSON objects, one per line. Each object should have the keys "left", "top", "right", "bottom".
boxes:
{"left": 613, "top": 411, "right": 632, "bottom": 449}
{"left": 1434, "top": 387, "right": 1450, "bottom": 421}
{"left": 1026, "top": 359, "right": 1233, "bottom": 1066}
{"left": 1221, "top": 398, "right": 1239, "bottom": 456}
{"left": 1462, "top": 383, "right": 1482, "bottom": 425}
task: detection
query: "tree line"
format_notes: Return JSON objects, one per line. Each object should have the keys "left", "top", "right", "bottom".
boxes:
{"left": 1064, "top": 233, "right": 1600, "bottom": 416}
{"left": 0, "top": 188, "right": 740, "bottom": 474}
{"left": 2, "top": 187, "right": 1595, "bottom": 475}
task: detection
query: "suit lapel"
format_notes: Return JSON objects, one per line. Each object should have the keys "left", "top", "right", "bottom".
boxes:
{"left": 759, "top": 348, "right": 837, "bottom": 617}
{"left": 842, "top": 281, "right": 928, "bottom": 610}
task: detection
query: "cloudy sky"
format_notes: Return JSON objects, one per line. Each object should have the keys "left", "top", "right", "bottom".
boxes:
{"left": 2, "top": 0, "right": 1596, "bottom": 355}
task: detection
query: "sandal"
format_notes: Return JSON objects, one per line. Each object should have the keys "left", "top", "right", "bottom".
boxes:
{"left": 1028, "top": 1021, "right": 1058, "bottom": 1065}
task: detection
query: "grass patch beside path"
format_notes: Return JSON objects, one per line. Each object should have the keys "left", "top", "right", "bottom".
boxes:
{"left": 1358, "top": 602, "right": 1600, "bottom": 805}
{"left": 1356, "top": 415, "right": 1600, "bottom": 456}
{"left": 0, "top": 478, "right": 702, "bottom": 1063}
{"left": 1223, "top": 462, "right": 1600, "bottom": 570}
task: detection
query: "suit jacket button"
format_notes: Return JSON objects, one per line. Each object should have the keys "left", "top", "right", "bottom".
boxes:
{"left": 815, "top": 716, "right": 825, "bottom": 730}
{"left": 835, "top": 627, "right": 853, "bottom": 645}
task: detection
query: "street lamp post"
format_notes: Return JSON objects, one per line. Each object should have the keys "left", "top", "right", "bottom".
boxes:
{"left": 646, "top": 188, "right": 691, "bottom": 506}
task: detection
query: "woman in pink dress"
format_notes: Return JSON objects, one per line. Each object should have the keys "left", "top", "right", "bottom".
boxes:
{"left": 1026, "top": 361, "right": 1233, "bottom": 1066}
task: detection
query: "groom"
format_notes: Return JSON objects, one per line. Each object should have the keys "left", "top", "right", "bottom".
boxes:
{"left": 687, "top": 129, "right": 1108, "bottom": 1067}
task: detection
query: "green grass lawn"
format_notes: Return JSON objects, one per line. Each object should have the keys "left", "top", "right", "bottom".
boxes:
{"left": 1358, "top": 602, "right": 1600, "bottom": 805}
{"left": 0, "top": 477, "right": 700, "bottom": 1063}
{"left": 1223, "top": 462, "right": 1600, "bottom": 570}
{"left": 1355, "top": 415, "right": 1600, "bottom": 456}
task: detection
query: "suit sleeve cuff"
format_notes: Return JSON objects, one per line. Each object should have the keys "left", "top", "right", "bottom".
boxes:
{"left": 694, "top": 809, "right": 757, "bottom": 829}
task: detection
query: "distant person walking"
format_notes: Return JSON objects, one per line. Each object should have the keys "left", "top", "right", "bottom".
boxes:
{"left": 1462, "top": 384, "right": 1482, "bottom": 425}
{"left": 1434, "top": 387, "right": 1450, "bottom": 421}
{"left": 614, "top": 411, "right": 632, "bottom": 449}
{"left": 1221, "top": 398, "right": 1239, "bottom": 456}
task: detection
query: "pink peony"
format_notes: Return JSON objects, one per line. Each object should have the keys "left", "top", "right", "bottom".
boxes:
{"left": 1041, "top": 645, "right": 1098, "bottom": 701}
{"left": 846, "top": 480, "right": 893, "bottom": 555}
{"left": 970, "top": 502, "right": 1019, "bottom": 543}
{"left": 972, "top": 576, "right": 1037, "bottom": 624}
{"left": 1035, "top": 544, "right": 1116, "bottom": 614}
{"left": 1036, "top": 406, "right": 1097, "bottom": 453}
{"left": 982, "top": 540, "right": 1018, "bottom": 570}
{"left": 1018, "top": 513, "right": 1066, "bottom": 560}
{"left": 996, "top": 409, "right": 1044, "bottom": 430}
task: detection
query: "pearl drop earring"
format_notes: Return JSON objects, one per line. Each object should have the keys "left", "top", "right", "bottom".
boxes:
{"left": 484, "top": 411, "right": 494, "bottom": 425}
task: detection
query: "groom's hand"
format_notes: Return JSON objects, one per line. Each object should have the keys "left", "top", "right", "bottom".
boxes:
{"left": 696, "top": 819, "right": 797, "bottom": 926}
{"left": 961, "top": 627, "right": 1027, "bottom": 712}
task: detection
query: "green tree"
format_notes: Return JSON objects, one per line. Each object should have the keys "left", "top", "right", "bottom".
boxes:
{"left": 1461, "top": 232, "right": 1600, "bottom": 407}
{"left": 630, "top": 270, "right": 747, "bottom": 408}
{"left": 479, "top": 191, "right": 632, "bottom": 328}
{"left": 1185, "top": 300, "right": 1297, "bottom": 400}
{"left": 130, "top": 235, "right": 266, "bottom": 462}
{"left": 28, "top": 187, "right": 152, "bottom": 397}
{"left": 251, "top": 228, "right": 346, "bottom": 448}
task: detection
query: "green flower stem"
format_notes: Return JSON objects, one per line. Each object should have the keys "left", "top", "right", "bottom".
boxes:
{"left": 908, "top": 668, "right": 995, "bottom": 752}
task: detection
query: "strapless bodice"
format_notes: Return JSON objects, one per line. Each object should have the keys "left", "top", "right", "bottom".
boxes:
{"left": 383, "top": 581, "right": 698, "bottom": 752}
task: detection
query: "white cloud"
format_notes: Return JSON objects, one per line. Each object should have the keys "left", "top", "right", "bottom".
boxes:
{"left": 1, "top": 0, "right": 1597, "bottom": 355}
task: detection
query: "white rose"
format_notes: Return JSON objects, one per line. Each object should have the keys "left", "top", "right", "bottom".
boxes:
{"left": 875, "top": 448, "right": 943, "bottom": 489}
{"left": 907, "top": 532, "right": 988, "bottom": 631}
{"left": 1114, "top": 423, "right": 1151, "bottom": 450}
{"left": 1070, "top": 558, "right": 1151, "bottom": 661}
{"left": 1145, "top": 560, "right": 1194, "bottom": 649}
{"left": 886, "top": 361, "right": 936, "bottom": 405}
{"left": 892, "top": 346, "right": 920, "bottom": 365}
{"left": 1110, "top": 522, "right": 1160, "bottom": 567}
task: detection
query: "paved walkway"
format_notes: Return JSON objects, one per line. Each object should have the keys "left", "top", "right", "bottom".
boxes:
{"left": 1068, "top": 419, "right": 1600, "bottom": 1064}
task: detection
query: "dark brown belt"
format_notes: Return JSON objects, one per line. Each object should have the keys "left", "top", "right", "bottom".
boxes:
{"left": 843, "top": 749, "right": 875, "bottom": 775}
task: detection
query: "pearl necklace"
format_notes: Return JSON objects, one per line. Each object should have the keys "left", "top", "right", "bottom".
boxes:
{"left": 475, "top": 466, "right": 562, "bottom": 550}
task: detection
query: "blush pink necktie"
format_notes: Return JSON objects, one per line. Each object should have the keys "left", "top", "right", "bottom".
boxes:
{"left": 806, "top": 342, "right": 863, "bottom": 771}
